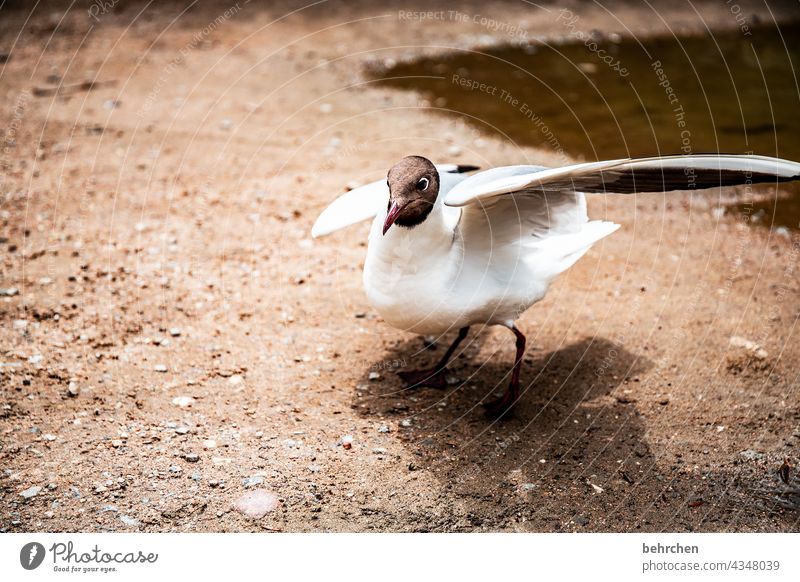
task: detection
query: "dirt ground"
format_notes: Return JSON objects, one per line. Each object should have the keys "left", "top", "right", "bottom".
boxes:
{"left": 2, "top": 0, "right": 800, "bottom": 533}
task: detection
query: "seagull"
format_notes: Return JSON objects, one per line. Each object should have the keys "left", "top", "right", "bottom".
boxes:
{"left": 312, "top": 154, "right": 800, "bottom": 416}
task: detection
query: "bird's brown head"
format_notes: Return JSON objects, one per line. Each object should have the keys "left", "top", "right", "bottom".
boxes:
{"left": 383, "top": 156, "right": 440, "bottom": 235}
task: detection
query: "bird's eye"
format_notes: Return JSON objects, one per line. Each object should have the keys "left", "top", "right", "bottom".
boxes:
{"left": 416, "top": 177, "right": 429, "bottom": 190}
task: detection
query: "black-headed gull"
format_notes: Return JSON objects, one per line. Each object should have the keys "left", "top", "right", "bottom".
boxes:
{"left": 312, "top": 154, "right": 800, "bottom": 416}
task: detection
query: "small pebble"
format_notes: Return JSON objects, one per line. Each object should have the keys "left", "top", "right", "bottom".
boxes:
{"left": 169, "top": 328, "right": 182, "bottom": 337}
{"left": 20, "top": 486, "right": 41, "bottom": 499}
{"left": 67, "top": 382, "right": 80, "bottom": 397}
{"left": 368, "top": 372, "right": 381, "bottom": 381}
{"left": 120, "top": 515, "right": 139, "bottom": 527}
{"left": 234, "top": 489, "right": 279, "bottom": 518}
{"left": 154, "top": 364, "right": 168, "bottom": 373}
{"left": 172, "top": 396, "right": 194, "bottom": 407}
{"left": 740, "top": 449, "right": 764, "bottom": 461}
{"left": 184, "top": 453, "right": 199, "bottom": 463}
{"left": 242, "top": 475, "right": 264, "bottom": 487}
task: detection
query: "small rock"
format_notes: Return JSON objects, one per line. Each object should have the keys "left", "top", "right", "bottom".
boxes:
{"left": 120, "top": 515, "right": 139, "bottom": 527}
{"left": 400, "top": 419, "right": 412, "bottom": 428}
{"left": 377, "top": 424, "right": 390, "bottom": 433}
{"left": 242, "top": 475, "right": 264, "bottom": 487}
{"left": 341, "top": 435, "right": 353, "bottom": 450}
{"left": 0, "top": 288, "right": 19, "bottom": 296}
{"left": 20, "top": 486, "right": 41, "bottom": 499}
{"left": 154, "top": 364, "right": 168, "bottom": 373}
{"left": 67, "top": 382, "right": 80, "bottom": 397}
{"left": 373, "top": 447, "right": 387, "bottom": 455}
{"left": 740, "top": 449, "right": 764, "bottom": 461}
{"left": 172, "top": 396, "right": 194, "bottom": 407}
{"left": 169, "top": 328, "right": 182, "bottom": 337}
{"left": 184, "top": 453, "right": 200, "bottom": 463}
{"left": 307, "top": 464, "right": 321, "bottom": 473}
{"left": 233, "top": 489, "right": 279, "bottom": 518}
{"left": 729, "top": 336, "right": 768, "bottom": 359}
{"left": 175, "top": 426, "right": 189, "bottom": 435}
{"left": 202, "top": 439, "right": 217, "bottom": 449}
{"left": 574, "top": 515, "right": 590, "bottom": 526}
{"left": 42, "top": 434, "right": 56, "bottom": 441}
{"left": 111, "top": 439, "right": 123, "bottom": 448}
{"left": 368, "top": 371, "right": 381, "bottom": 381}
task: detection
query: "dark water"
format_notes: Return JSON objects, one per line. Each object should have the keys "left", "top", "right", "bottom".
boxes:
{"left": 371, "top": 23, "right": 800, "bottom": 228}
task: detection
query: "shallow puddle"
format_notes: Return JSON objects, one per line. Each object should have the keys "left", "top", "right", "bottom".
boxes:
{"left": 371, "top": 22, "right": 800, "bottom": 228}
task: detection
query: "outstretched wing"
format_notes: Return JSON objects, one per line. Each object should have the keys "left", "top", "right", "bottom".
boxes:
{"left": 446, "top": 154, "right": 800, "bottom": 280}
{"left": 445, "top": 154, "right": 800, "bottom": 207}
{"left": 311, "top": 163, "right": 479, "bottom": 238}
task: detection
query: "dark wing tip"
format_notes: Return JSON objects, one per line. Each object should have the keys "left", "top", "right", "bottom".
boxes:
{"left": 453, "top": 164, "right": 480, "bottom": 173}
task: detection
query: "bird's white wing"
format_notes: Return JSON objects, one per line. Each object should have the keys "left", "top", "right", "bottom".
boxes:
{"left": 445, "top": 154, "right": 800, "bottom": 281}
{"left": 445, "top": 154, "right": 800, "bottom": 206}
{"left": 311, "top": 179, "right": 388, "bottom": 238}
{"left": 311, "top": 163, "right": 479, "bottom": 238}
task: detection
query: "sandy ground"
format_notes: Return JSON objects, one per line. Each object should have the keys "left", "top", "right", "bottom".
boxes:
{"left": 2, "top": 0, "right": 800, "bottom": 532}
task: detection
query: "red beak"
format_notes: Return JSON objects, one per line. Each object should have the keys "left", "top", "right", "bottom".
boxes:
{"left": 383, "top": 201, "right": 404, "bottom": 235}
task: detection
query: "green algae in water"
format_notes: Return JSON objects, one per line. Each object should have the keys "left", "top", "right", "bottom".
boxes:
{"left": 372, "top": 23, "right": 800, "bottom": 228}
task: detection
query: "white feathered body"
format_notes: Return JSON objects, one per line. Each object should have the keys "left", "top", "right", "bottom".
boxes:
{"left": 363, "top": 169, "right": 619, "bottom": 334}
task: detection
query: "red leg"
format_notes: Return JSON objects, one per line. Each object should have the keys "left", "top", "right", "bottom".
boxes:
{"left": 398, "top": 327, "right": 469, "bottom": 389}
{"left": 484, "top": 325, "right": 526, "bottom": 417}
